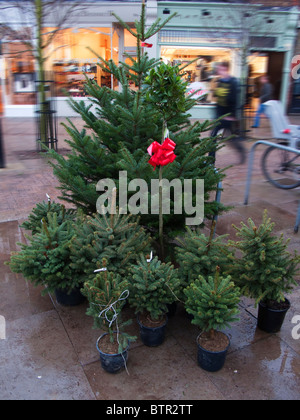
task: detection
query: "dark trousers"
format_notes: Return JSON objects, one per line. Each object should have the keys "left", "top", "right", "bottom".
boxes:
{"left": 209, "top": 119, "right": 246, "bottom": 164}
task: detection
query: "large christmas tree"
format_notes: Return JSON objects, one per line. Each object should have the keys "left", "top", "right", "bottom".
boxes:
{"left": 47, "top": 3, "right": 226, "bottom": 240}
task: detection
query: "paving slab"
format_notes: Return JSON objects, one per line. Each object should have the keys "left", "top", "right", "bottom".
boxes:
{"left": 0, "top": 310, "right": 96, "bottom": 400}
{"left": 0, "top": 116, "right": 300, "bottom": 400}
{"left": 83, "top": 336, "right": 226, "bottom": 400}
{"left": 208, "top": 335, "right": 300, "bottom": 400}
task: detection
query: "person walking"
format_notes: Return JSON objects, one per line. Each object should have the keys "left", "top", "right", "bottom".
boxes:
{"left": 251, "top": 74, "right": 273, "bottom": 128}
{"left": 210, "top": 61, "right": 246, "bottom": 164}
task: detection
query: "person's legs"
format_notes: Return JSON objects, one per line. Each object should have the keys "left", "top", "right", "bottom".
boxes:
{"left": 210, "top": 119, "right": 247, "bottom": 165}
{"left": 230, "top": 135, "right": 247, "bottom": 164}
{"left": 252, "top": 103, "right": 265, "bottom": 128}
{"left": 209, "top": 119, "right": 227, "bottom": 160}
{"left": 229, "top": 120, "right": 247, "bottom": 165}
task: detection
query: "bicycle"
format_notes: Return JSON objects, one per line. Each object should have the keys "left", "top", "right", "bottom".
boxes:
{"left": 257, "top": 100, "right": 300, "bottom": 190}
{"left": 261, "top": 140, "right": 300, "bottom": 189}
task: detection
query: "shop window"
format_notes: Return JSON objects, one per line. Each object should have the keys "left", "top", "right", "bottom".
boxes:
{"left": 160, "top": 47, "right": 270, "bottom": 107}
{"left": 46, "top": 27, "right": 119, "bottom": 97}
{"left": 3, "top": 42, "right": 36, "bottom": 105}
{"left": 160, "top": 46, "right": 232, "bottom": 104}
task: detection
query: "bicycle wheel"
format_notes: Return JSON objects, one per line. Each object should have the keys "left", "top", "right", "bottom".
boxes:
{"left": 262, "top": 145, "right": 300, "bottom": 189}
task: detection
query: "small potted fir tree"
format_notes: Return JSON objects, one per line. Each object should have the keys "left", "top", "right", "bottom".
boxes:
{"left": 230, "top": 210, "right": 300, "bottom": 333}
{"left": 184, "top": 267, "right": 240, "bottom": 372}
{"left": 175, "top": 221, "right": 234, "bottom": 300}
{"left": 127, "top": 254, "right": 181, "bottom": 346}
{"left": 6, "top": 212, "right": 85, "bottom": 306}
{"left": 81, "top": 259, "right": 136, "bottom": 373}
{"left": 69, "top": 206, "right": 151, "bottom": 284}
{"left": 20, "top": 195, "right": 75, "bottom": 235}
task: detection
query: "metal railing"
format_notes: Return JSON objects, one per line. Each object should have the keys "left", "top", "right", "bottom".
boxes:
{"left": 244, "top": 140, "right": 300, "bottom": 233}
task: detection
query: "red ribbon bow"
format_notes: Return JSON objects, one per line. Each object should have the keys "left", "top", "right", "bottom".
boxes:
{"left": 141, "top": 42, "right": 153, "bottom": 48}
{"left": 147, "top": 138, "right": 176, "bottom": 170}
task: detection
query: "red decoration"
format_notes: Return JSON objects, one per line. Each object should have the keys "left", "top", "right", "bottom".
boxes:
{"left": 282, "top": 129, "right": 291, "bottom": 134}
{"left": 147, "top": 138, "right": 176, "bottom": 169}
{"left": 141, "top": 42, "right": 153, "bottom": 48}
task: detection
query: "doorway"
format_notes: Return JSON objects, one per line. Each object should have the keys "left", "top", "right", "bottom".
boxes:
{"left": 267, "top": 51, "right": 284, "bottom": 101}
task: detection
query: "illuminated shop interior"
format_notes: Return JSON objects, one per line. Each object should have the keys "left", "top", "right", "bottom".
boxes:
{"left": 160, "top": 46, "right": 268, "bottom": 104}
{"left": 3, "top": 29, "right": 268, "bottom": 107}
{"left": 3, "top": 26, "right": 137, "bottom": 105}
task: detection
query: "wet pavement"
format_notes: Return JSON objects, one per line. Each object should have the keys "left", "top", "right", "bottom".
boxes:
{"left": 0, "top": 115, "right": 299, "bottom": 400}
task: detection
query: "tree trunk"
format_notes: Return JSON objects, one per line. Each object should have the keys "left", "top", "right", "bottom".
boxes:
{"left": 158, "top": 121, "right": 167, "bottom": 261}
{"left": 35, "top": 0, "right": 48, "bottom": 148}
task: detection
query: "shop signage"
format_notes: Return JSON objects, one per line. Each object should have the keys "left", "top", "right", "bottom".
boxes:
{"left": 159, "top": 30, "right": 238, "bottom": 47}
{"left": 45, "top": 4, "right": 141, "bottom": 26}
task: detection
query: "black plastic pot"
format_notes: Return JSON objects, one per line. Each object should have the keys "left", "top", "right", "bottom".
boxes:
{"left": 96, "top": 333, "right": 129, "bottom": 374}
{"left": 137, "top": 315, "right": 168, "bottom": 347}
{"left": 54, "top": 286, "right": 85, "bottom": 306}
{"left": 257, "top": 298, "right": 290, "bottom": 333}
{"left": 197, "top": 332, "right": 230, "bottom": 372}
{"left": 167, "top": 302, "right": 177, "bottom": 317}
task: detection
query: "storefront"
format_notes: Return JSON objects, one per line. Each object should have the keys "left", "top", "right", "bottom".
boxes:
{"left": 0, "top": 1, "right": 299, "bottom": 118}
{"left": 0, "top": 1, "right": 142, "bottom": 117}
{"left": 157, "top": 2, "right": 299, "bottom": 119}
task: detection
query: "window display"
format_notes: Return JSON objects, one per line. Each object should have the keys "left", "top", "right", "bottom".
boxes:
{"left": 160, "top": 47, "right": 269, "bottom": 107}
{"left": 3, "top": 42, "right": 36, "bottom": 105}
{"left": 161, "top": 47, "right": 232, "bottom": 104}
{"left": 52, "top": 59, "right": 101, "bottom": 97}
{"left": 46, "top": 27, "right": 120, "bottom": 96}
